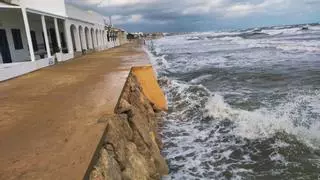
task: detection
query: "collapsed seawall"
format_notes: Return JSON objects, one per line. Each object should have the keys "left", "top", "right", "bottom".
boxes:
{"left": 88, "top": 66, "right": 169, "bottom": 180}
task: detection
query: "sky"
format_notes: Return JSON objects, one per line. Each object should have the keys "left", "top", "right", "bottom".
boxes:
{"left": 66, "top": 0, "right": 320, "bottom": 32}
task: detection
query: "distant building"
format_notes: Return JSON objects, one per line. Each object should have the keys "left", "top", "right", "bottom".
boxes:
{"left": 144, "top": 32, "right": 164, "bottom": 39}
{"left": 0, "top": 0, "right": 128, "bottom": 81}
{"left": 127, "top": 33, "right": 135, "bottom": 40}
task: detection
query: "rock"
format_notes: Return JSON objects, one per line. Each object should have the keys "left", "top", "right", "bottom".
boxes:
{"left": 90, "top": 148, "right": 122, "bottom": 180}
{"left": 104, "top": 116, "right": 132, "bottom": 170}
{"left": 116, "top": 99, "right": 132, "bottom": 114}
{"left": 122, "top": 142, "right": 150, "bottom": 180}
{"left": 149, "top": 132, "right": 169, "bottom": 175}
{"left": 90, "top": 73, "right": 168, "bottom": 180}
{"left": 129, "top": 111, "right": 168, "bottom": 176}
{"left": 152, "top": 103, "right": 162, "bottom": 113}
{"left": 90, "top": 169, "right": 104, "bottom": 180}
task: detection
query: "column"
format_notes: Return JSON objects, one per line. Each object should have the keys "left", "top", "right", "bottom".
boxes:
{"left": 88, "top": 31, "right": 93, "bottom": 49}
{"left": 21, "top": 8, "right": 35, "bottom": 61}
{"left": 64, "top": 20, "right": 73, "bottom": 54}
{"left": 91, "top": 29, "right": 97, "bottom": 50}
{"left": 100, "top": 31, "right": 102, "bottom": 48}
{"left": 76, "top": 28, "right": 82, "bottom": 51}
{"left": 102, "top": 32, "right": 105, "bottom": 48}
{"left": 41, "top": 15, "right": 51, "bottom": 57}
{"left": 82, "top": 30, "right": 87, "bottom": 50}
{"left": 96, "top": 31, "right": 99, "bottom": 49}
{"left": 54, "top": 18, "right": 62, "bottom": 52}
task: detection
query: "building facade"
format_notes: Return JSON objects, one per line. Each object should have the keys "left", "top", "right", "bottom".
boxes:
{"left": 0, "top": 0, "right": 127, "bottom": 81}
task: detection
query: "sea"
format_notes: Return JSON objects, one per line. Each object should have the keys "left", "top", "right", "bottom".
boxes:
{"left": 146, "top": 23, "right": 320, "bottom": 180}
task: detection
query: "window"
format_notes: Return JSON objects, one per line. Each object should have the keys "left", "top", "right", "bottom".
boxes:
{"left": 30, "top": 31, "right": 38, "bottom": 51}
{"left": 11, "top": 29, "right": 23, "bottom": 50}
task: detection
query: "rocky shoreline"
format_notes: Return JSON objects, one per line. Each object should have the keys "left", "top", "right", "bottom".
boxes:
{"left": 89, "top": 72, "right": 169, "bottom": 180}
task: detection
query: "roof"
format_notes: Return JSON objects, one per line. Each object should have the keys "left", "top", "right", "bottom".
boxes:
{"left": 66, "top": 4, "right": 105, "bottom": 26}
{"left": 0, "top": 1, "right": 20, "bottom": 8}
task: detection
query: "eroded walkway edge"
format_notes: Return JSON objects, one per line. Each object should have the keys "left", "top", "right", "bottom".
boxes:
{"left": 86, "top": 66, "right": 169, "bottom": 180}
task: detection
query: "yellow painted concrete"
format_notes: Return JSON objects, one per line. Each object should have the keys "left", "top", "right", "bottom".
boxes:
{"left": 132, "top": 66, "right": 167, "bottom": 111}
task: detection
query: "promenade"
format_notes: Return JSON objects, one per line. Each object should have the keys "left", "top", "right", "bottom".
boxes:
{"left": 0, "top": 42, "right": 150, "bottom": 179}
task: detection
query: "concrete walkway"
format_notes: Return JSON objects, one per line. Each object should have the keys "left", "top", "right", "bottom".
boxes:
{"left": 0, "top": 42, "right": 150, "bottom": 180}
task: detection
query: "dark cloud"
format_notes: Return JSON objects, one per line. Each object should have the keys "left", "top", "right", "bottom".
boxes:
{"left": 66, "top": 0, "right": 320, "bottom": 32}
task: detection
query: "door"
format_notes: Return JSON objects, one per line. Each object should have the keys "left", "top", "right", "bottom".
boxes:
{"left": 0, "top": 29, "right": 12, "bottom": 63}
{"left": 49, "top": 28, "right": 58, "bottom": 53}
{"left": 30, "top": 31, "right": 38, "bottom": 51}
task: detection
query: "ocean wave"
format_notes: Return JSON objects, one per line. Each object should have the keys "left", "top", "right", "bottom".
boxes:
{"left": 261, "top": 27, "right": 302, "bottom": 36}
{"left": 190, "top": 74, "right": 213, "bottom": 84}
{"left": 148, "top": 25, "right": 320, "bottom": 179}
{"left": 204, "top": 93, "right": 320, "bottom": 148}
{"left": 187, "top": 36, "right": 202, "bottom": 41}
{"left": 239, "top": 32, "right": 270, "bottom": 39}
{"left": 219, "top": 36, "right": 320, "bottom": 53}
{"left": 161, "top": 78, "right": 320, "bottom": 179}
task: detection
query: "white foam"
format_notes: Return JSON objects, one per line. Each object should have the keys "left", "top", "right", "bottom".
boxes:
{"left": 161, "top": 78, "right": 320, "bottom": 179}
{"left": 220, "top": 35, "right": 320, "bottom": 53}
{"left": 261, "top": 27, "right": 301, "bottom": 35}
{"left": 309, "top": 25, "right": 320, "bottom": 31}
{"left": 150, "top": 27, "right": 320, "bottom": 179}
{"left": 187, "top": 36, "right": 201, "bottom": 40}
{"left": 205, "top": 93, "right": 320, "bottom": 148}
{"left": 269, "top": 152, "right": 286, "bottom": 163}
{"left": 218, "top": 36, "right": 243, "bottom": 41}
{"left": 190, "top": 74, "right": 213, "bottom": 84}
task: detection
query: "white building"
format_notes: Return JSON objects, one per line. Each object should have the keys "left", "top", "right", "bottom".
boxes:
{"left": 0, "top": 0, "right": 126, "bottom": 81}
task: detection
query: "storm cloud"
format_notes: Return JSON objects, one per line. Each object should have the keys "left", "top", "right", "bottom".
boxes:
{"left": 66, "top": 0, "right": 320, "bottom": 32}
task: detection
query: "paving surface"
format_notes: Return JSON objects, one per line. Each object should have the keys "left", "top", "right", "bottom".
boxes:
{"left": 0, "top": 42, "right": 150, "bottom": 180}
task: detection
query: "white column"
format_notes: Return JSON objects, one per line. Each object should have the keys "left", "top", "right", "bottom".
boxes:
{"left": 64, "top": 20, "right": 73, "bottom": 54}
{"left": 99, "top": 31, "right": 102, "bottom": 48}
{"left": 82, "top": 30, "right": 87, "bottom": 50}
{"left": 41, "top": 15, "right": 51, "bottom": 57}
{"left": 96, "top": 32, "right": 99, "bottom": 49}
{"left": 102, "top": 32, "right": 105, "bottom": 49}
{"left": 92, "top": 31, "right": 97, "bottom": 49}
{"left": 21, "top": 8, "right": 35, "bottom": 61}
{"left": 88, "top": 31, "right": 93, "bottom": 49}
{"left": 54, "top": 18, "right": 62, "bottom": 52}
{"left": 76, "top": 28, "right": 82, "bottom": 51}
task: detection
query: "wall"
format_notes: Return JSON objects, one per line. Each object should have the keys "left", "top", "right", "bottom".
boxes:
{"left": 0, "top": 57, "right": 54, "bottom": 81}
{"left": 20, "top": 0, "right": 66, "bottom": 17}
{"left": 132, "top": 66, "right": 167, "bottom": 110}
{"left": 66, "top": 4, "right": 104, "bottom": 26}
{"left": 1, "top": 1, "right": 122, "bottom": 66}
{"left": 89, "top": 72, "right": 168, "bottom": 180}
{"left": 65, "top": 4, "right": 117, "bottom": 51}
{"left": 118, "top": 31, "right": 128, "bottom": 46}
{"left": 0, "top": 8, "right": 69, "bottom": 63}
{"left": 66, "top": 17, "right": 110, "bottom": 52}
{"left": 0, "top": 8, "right": 30, "bottom": 62}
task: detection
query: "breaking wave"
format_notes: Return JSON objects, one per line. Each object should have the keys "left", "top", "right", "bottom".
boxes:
{"left": 159, "top": 79, "right": 320, "bottom": 179}
{"left": 205, "top": 93, "right": 320, "bottom": 147}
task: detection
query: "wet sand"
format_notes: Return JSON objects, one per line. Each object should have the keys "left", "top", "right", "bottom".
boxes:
{"left": 0, "top": 42, "right": 150, "bottom": 180}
